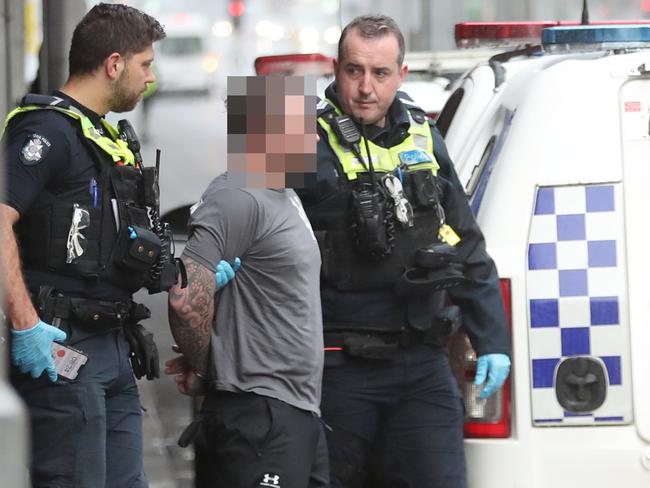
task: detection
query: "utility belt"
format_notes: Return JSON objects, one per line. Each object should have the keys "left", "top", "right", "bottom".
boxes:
{"left": 31, "top": 285, "right": 160, "bottom": 380}
{"left": 32, "top": 285, "right": 150, "bottom": 329}
{"left": 324, "top": 304, "right": 461, "bottom": 360}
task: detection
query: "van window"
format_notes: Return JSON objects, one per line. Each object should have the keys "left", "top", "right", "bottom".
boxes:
{"left": 466, "top": 135, "right": 495, "bottom": 198}
{"left": 160, "top": 37, "right": 203, "bottom": 56}
{"left": 436, "top": 87, "right": 464, "bottom": 138}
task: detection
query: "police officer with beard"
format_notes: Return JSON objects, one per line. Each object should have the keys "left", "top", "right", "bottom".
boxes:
{"left": 0, "top": 4, "right": 175, "bottom": 487}
{"left": 298, "top": 15, "right": 511, "bottom": 488}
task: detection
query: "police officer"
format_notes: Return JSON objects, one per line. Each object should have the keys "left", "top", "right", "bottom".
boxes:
{"left": 297, "top": 15, "right": 511, "bottom": 488}
{"left": 0, "top": 4, "right": 170, "bottom": 487}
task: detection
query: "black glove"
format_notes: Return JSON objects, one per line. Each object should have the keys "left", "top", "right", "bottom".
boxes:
{"left": 124, "top": 323, "right": 160, "bottom": 380}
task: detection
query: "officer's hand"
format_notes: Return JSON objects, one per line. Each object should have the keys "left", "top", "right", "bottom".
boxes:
{"left": 11, "top": 320, "right": 67, "bottom": 382}
{"left": 215, "top": 257, "right": 241, "bottom": 290}
{"left": 124, "top": 323, "right": 160, "bottom": 380}
{"left": 474, "top": 353, "right": 511, "bottom": 399}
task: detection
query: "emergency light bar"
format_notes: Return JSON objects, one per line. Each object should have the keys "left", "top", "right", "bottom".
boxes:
{"left": 254, "top": 53, "right": 334, "bottom": 76}
{"left": 456, "top": 22, "right": 561, "bottom": 48}
{"left": 542, "top": 24, "right": 650, "bottom": 53}
{"left": 456, "top": 21, "right": 650, "bottom": 48}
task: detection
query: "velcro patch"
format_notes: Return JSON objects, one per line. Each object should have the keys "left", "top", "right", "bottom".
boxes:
{"left": 398, "top": 149, "right": 432, "bottom": 165}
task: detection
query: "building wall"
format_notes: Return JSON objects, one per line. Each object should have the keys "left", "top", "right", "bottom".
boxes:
{"left": 0, "top": 2, "right": 29, "bottom": 485}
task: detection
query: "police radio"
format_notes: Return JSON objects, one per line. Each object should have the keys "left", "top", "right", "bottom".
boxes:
{"left": 117, "top": 120, "right": 186, "bottom": 293}
{"left": 117, "top": 119, "right": 143, "bottom": 167}
{"left": 330, "top": 115, "right": 393, "bottom": 260}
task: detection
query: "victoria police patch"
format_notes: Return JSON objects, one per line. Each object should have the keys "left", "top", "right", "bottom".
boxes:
{"left": 20, "top": 133, "right": 52, "bottom": 165}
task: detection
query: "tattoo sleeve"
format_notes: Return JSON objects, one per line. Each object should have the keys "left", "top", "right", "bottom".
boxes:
{"left": 168, "top": 256, "right": 216, "bottom": 375}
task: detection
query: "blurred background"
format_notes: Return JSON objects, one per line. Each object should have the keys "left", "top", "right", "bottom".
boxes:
{"left": 2, "top": 1, "right": 650, "bottom": 487}
{"left": 19, "top": 0, "right": 650, "bottom": 222}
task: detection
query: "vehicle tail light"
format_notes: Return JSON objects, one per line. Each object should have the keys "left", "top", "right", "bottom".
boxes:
{"left": 455, "top": 21, "right": 556, "bottom": 48}
{"left": 228, "top": 0, "right": 245, "bottom": 18}
{"left": 254, "top": 53, "right": 334, "bottom": 76}
{"left": 448, "top": 278, "right": 512, "bottom": 438}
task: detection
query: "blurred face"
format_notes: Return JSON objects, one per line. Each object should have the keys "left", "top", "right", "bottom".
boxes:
{"left": 109, "top": 46, "right": 155, "bottom": 113}
{"left": 227, "top": 76, "right": 318, "bottom": 189}
{"left": 335, "top": 29, "right": 407, "bottom": 127}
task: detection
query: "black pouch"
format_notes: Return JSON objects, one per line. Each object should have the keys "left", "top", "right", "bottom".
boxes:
{"left": 344, "top": 334, "right": 398, "bottom": 360}
{"left": 429, "top": 305, "right": 462, "bottom": 346}
{"left": 142, "top": 167, "right": 160, "bottom": 208}
{"left": 120, "top": 225, "right": 161, "bottom": 272}
{"left": 415, "top": 242, "right": 461, "bottom": 268}
{"left": 69, "top": 298, "right": 128, "bottom": 328}
{"left": 112, "top": 165, "right": 144, "bottom": 206}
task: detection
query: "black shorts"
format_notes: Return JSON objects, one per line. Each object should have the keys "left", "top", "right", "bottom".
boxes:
{"left": 195, "top": 390, "right": 329, "bottom": 488}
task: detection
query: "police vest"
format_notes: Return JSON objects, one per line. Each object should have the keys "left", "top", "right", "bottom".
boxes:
{"left": 4, "top": 96, "right": 161, "bottom": 293}
{"left": 312, "top": 99, "right": 444, "bottom": 291}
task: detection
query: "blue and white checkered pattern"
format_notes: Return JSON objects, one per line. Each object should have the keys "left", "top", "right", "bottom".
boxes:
{"left": 527, "top": 184, "right": 632, "bottom": 426}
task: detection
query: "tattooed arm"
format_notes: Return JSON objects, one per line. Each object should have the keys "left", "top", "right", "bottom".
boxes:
{"left": 168, "top": 256, "right": 216, "bottom": 376}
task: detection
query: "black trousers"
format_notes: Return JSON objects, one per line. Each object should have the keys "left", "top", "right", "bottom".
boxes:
{"left": 195, "top": 391, "right": 330, "bottom": 488}
{"left": 322, "top": 344, "right": 467, "bottom": 488}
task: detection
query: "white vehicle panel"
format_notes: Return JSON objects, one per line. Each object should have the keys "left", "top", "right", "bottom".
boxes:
{"left": 443, "top": 29, "right": 650, "bottom": 485}
{"left": 620, "top": 77, "right": 650, "bottom": 443}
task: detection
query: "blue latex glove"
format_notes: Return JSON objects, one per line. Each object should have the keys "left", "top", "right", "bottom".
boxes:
{"left": 11, "top": 320, "right": 67, "bottom": 381}
{"left": 474, "top": 353, "right": 511, "bottom": 399}
{"left": 215, "top": 257, "right": 241, "bottom": 290}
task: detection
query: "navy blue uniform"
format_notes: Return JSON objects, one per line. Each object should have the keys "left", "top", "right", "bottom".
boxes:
{"left": 298, "top": 83, "right": 509, "bottom": 488}
{"left": 6, "top": 91, "right": 130, "bottom": 300}
{"left": 4, "top": 92, "right": 146, "bottom": 488}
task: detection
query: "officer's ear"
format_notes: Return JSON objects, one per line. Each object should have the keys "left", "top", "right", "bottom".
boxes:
{"left": 399, "top": 63, "right": 408, "bottom": 85}
{"left": 105, "top": 52, "right": 126, "bottom": 81}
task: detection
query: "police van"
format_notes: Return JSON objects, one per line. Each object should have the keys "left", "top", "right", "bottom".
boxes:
{"left": 401, "top": 48, "right": 500, "bottom": 120}
{"left": 439, "top": 21, "right": 650, "bottom": 487}
{"left": 155, "top": 12, "right": 218, "bottom": 95}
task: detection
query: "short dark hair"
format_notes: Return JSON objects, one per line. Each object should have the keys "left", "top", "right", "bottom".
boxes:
{"left": 68, "top": 3, "right": 166, "bottom": 77}
{"left": 337, "top": 14, "right": 405, "bottom": 67}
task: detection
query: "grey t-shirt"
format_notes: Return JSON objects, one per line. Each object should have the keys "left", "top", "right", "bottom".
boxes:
{"left": 182, "top": 174, "right": 323, "bottom": 414}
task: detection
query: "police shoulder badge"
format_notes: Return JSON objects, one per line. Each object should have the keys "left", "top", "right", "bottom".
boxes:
{"left": 20, "top": 133, "right": 52, "bottom": 165}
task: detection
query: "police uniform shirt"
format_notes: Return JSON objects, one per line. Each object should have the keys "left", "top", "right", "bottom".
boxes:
{"left": 183, "top": 173, "right": 324, "bottom": 414}
{"left": 3, "top": 91, "right": 130, "bottom": 299}
{"left": 301, "top": 82, "right": 510, "bottom": 357}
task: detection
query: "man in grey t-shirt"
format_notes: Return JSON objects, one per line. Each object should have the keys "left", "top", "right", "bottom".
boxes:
{"left": 182, "top": 173, "right": 323, "bottom": 413}
{"left": 165, "top": 77, "right": 329, "bottom": 488}
{"left": 166, "top": 76, "right": 328, "bottom": 488}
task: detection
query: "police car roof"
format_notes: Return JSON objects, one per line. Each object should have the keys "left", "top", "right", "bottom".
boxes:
{"left": 442, "top": 23, "right": 650, "bottom": 188}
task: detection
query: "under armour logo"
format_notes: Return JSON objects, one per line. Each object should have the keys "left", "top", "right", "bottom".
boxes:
{"left": 260, "top": 473, "right": 281, "bottom": 487}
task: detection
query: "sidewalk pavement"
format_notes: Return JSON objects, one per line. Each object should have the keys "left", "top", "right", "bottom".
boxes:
{"left": 141, "top": 378, "right": 181, "bottom": 488}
